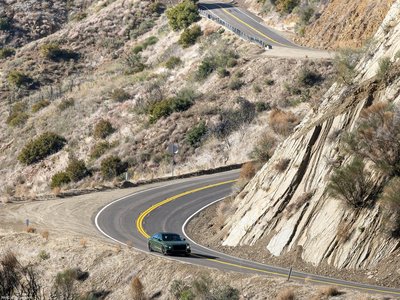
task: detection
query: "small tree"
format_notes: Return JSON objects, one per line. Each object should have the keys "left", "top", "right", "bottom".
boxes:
{"left": 166, "top": 0, "right": 200, "bottom": 31}
{"left": 179, "top": 25, "right": 202, "bottom": 48}
{"left": 51, "top": 172, "right": 71, "bottom": 188}
{"left": 186, "top": 121, "right": 207, "bottom": 147}
{"left": 328, "top": 158, "right": 376, "bottom": 208}
{"left": 65, "top": 158, "right": 89, "bottom": 182}
{"left": 100, "top": 156, "right": 127, "bottom": 179}
{"left": 18, "top": 132, "right": 67, "bottom": 165}
{"left": 93, "top": 119, "right": 114, "bottom": 139}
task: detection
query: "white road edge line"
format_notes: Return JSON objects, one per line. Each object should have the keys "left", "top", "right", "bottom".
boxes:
{"left": 181, "top": 197, "right": 289, "bottom": 272}
{"left": 94, "top": 185, "right": 170, "bottom": 248}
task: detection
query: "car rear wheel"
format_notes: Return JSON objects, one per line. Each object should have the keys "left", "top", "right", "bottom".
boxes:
{"left": 148, "top": 243, "right": 153, "bottom": 252}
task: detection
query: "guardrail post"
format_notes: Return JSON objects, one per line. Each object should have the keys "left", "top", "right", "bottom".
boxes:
{"left": 287, "top": 267, "right": 293, "bottom": 281}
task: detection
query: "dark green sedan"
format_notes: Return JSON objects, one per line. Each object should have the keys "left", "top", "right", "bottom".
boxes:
{"left": 148, "top": 232, "right": 191, "bottom": 256}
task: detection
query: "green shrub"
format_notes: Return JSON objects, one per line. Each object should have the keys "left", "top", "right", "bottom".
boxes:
{"left": 149, "top": 1, "right": 165, "bottom": 14}
{"left": 132, "top": 45, "right": 144, "bottom": 54}
{"left": 217, "top": 67, "right": 229, "bottom": 78}
{"left": 196, "top": 57, "right": 216, "bottom": 80}
{"left": 89, "top": 141, "right": 111, "bottom": 159}
{"left": 166, "top": 0, "right": 200, "bottom": 31}
{"left": 298, "top": 68, "right": 322, "bottom": 87}
{"left": 65, "top": 159, "right": 89, "bottom": 182}
{"left": 275, "top": 0, "right": 300, "bottom": 14}
{"left": 110, "top": 88, "right": 130, "bottom": 102}
{"left": 228, "top": 76, "right": 244, "bottom": 90}
{"left": 334, "top": 48, "right": 362, "bottom": 84}
{"left": 344, "top": 102, "right": 400, "bottom": 176}
{"left": 51, "top": 172, "right": 71, "bottom": 188}
{"left": 0, "top": 47, "right": 15, "bottom": 59}
{"left": 0, "top": 17, "right": 11, "bottom": 30}
{"left": 93, "top": 119, "right": 114, "bottom": 139}
{"left": 129, "top": 19, "right": 155, "bottom": 40}
{"left": 186, "top": 121, "right": 207, "bottom": 147}
{"left": 6, "top": 102, "right": 29, "bottom": 127}
{"left": 253, "top": 84, "right": 262, "bottom": 93}
{"left": 143, "top": 36, "right": 159, "bottom": 47}
{"left": 255, "top": 101, "right": 270, "bottom": 112}
{"left": 196, "top": 50, "right": 238, "bottom": 80}
{"left": 377, "top": 57, "right": 392, "bottom": 83}
{"left": 165, "top": 56, "right": 182, "bottom": 69}
{"left": 7, "top": 71, "right": 34, "bottom": 88}
{"left": 298, "top": 5, "right": 314, "bottom": 25}
{"left": 328, "top": 157, "right": 376, "bottom": 208}
{"left": 18, "top": 132, "right": 67, "bottom": 165}
{"left": 100, "top": 156, "right": 127, "bottom": 179}
{"left": 32, "top": 99, "right": 50, "bottom": 113}
{"left": 265, "top": 78, "right": 275, "bottom": 86}
{"left": 40, "top": 43, "right": 79, "bottom": 61}
{"left": 250, "top": 133, "right": 276, "bottom": 163}
{"left": 179, "top": 25, "right": 202, "bottom": 48}
{"left": 38, "top": 250, "right": 50, "bottom": 260}
{"left": 148, "top": 88, "right": 197, "bottom": 123}
{"left": 124, "top": 53, "right": 146, "bottom": 74}
{"left": 58, "top": 98, "right": 75, "bottom": 111}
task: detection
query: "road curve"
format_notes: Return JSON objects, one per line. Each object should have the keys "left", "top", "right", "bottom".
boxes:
{"left": 95, "top": 170, "right": 400, "bottom": 297}
{"left": 198, "top": 1, "right": 299, "bottom": 49}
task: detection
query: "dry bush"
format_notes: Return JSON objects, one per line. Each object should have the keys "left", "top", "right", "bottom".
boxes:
{"left": 286, "top": 192, "right": 313, "bottom": 215}
{"left": 130, "top": 276, "right": 145, "bottom": 300}
{"left": 41, "top": 230, "right": 49, "bottom": 241}
{"left": 250, "top": 133, "right": 277, "bottom": 163}
{"left": 336, "top": 222, "right": 352, "bottom": 243}
{"left": 26, "top": 226, "right": 36, "bottom": 233}
{"left": 275, "top": 158, "right": 290, "bottom": 172}
{"left": 276, "top": 288, "right": 296, "bottom": 300}
{"left": 269, "top": 109, "right": 299, "bottom": 136}
{"left": 79, "top": 238, "right": 87, "bottom": 248}
{"left": 315, "top": 286, "right": 340, "bottom": 299}
{"left": 52, "top": 187, "right": 62, "bottom": 195}
{"left": 115, "top": 244, "right": 122, "bottom": 254}
{"left": 240, "top": 162, "right": 256, "bottom": 180}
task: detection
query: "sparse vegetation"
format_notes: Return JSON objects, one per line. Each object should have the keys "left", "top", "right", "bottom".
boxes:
{"left": 6, "top": 102, "right": 29, "bottom": 127}
{"left": 100, "top": 156, "right": 128, "bottom": 179}
{"left": 0, "top": 16, "right": 11, "bottom": 30}
{"left": 196, "top": 50, "right": 238, "bottom": 80}
{"left": 0, "top": 47, "right": 15, "bottom": 59}
{"left": 380, "top": 177, "right": 400, "bottom": 237}
{"left": 93, "top": 119, "right": 114, "bottom": 139}
{"left": 298, "top": 68, "right": 322, "bottom": 87}
{"left": 124, "top": 53, "right": 146, "bottom": 74}
{"left": 376, "top": 57, "right": 392, "bottom": 83}
{"left": 186, "top": 121, "right": 207, "bottom": 147}
{"left": 275, "top": 158, "right": 290, "bottom": 172}
{"left": 38, "top": 250, "right": 50, "bottom": 260}
{"left": 170, "top": 275, "right": 239, "bottom": 300}
{"left": 179, "top": 25, "right": 202, "bottom": 48}
{"left": 130, "top": 276, "right": 145, "bottom": 300}
{"left": 274, "top": 0, "right": 300, "bottom": 14}
{"left": 240, "top": 162, "right": 256, "bottom": 180}
{"left": 65, "top": 158, "right": 89, "bottom": 182}
{"left": 31, "top": 99, "right": 50, "bottom": 113}
{"left": 166, "top": 0, "right": 200, "bottom": 31}
{"left": 276, "top": 288, "right": 295, "bottom": 300}
{"left": 250, "top": 133, "right": 277, "bottom": 163}
{"left": 18, "top": 132, "right": 67, "bottom": 165}
{"left": 334, "top": 48, "right": 362, "bottom": 84}
{"left": 7, "top": 71, "right": 34, "bottom": 88}
{"left": 40, "top": 43, "right": 79, "bottom": 61}
{"left": 58, "top": 98, "right": 75, "bottom": 111}
{"left": 328, "top": 157, "right": 376, "bottom": 208}
{"left": 110, "top": 88, "right": 130, "bottom": 102}
{"left": 90, "top": 141, "right": 112, "bottom": 159}
{"left": 165, "top": 56, "right": 182, "bottom": 69}
{"left": 269, "top": 109, "right": 299, "bottom": 136}
{"left": 51, "top": 172, "right": 72, "bottom": 188}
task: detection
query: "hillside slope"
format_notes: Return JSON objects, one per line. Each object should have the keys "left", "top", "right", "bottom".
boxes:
{"left": 222, "top": 0, "right": 400, "bottom": 277}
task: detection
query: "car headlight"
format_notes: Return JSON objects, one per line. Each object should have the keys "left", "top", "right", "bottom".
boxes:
{"left": 186, "top": 244, "right": 190, "bottom": 249}
{"left": 167, "top": 245, "right": 172, "bottom": 249}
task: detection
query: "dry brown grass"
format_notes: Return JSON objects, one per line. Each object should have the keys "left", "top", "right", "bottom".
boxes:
{"left": 312, "top": 286, "right": 341, "bottom": 299}
{"left": 79, "top": 238, "right": 87, "bottom": 248}
{"left": 276, "top": 288, "right": 296, "bottom": 300}
{"left": 286, "top": 192, "right": 313, "bottom": 215}
{"left": 26, "top": 226, "right": 36, "bottom": 233}
{"left": 41, "top": 230, "right": 49, "bottom": 241}
{"left": 130, "top": 276, "right": 145, "bottom": 300}
{"left": 274, "top": 158, "right": 290, "bottom": 172}
{"left": 269, "top": 109, "right": 299, "bottom": 136}
{"left": 114, "top": 244, "right": 122, "bottom": 254}
{"left": 240, "top": 162, "right": 256, "bottom": 180}
{"left": 337, "top": 222, "right": 352, "bottom": 243}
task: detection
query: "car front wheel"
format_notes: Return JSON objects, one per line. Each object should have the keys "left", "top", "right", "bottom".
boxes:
{"left": 161, "top": 246, "right": 167, "bottom": 255}
{"left": 148, "top": 243, "right": 153, "bottom": 252}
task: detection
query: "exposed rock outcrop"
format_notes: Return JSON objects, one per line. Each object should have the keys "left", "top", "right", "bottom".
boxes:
{"left": 223, "top": 1, "right": 400, "bottom": 269}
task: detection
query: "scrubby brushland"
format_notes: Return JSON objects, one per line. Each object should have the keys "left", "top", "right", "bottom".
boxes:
{"left": 0, "top": 0, "right": 335, "bottom": 201}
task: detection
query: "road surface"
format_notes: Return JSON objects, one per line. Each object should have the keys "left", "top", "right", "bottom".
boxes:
{"left": 95, "top": 170, "right": 400, "bottom": 298}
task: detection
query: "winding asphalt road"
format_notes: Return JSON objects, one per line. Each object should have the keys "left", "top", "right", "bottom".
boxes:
{"left": 198, "top": 1, "right": 299, "bottom": 49}
{"left": 95, "top": 170, "right": 400, "bottom": 298}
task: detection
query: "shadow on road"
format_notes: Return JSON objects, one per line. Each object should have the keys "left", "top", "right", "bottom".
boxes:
{"left": 190, "top": 253, "right": 218, "bottom": 259}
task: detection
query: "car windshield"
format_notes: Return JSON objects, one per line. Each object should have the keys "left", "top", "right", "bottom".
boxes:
{"left": 161, "top": 234, "right": 182, "bottom": 241}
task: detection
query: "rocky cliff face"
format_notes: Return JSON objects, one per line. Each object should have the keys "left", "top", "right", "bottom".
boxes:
{"left": 223, "top": 1, "right": 400, "bottom": 269}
